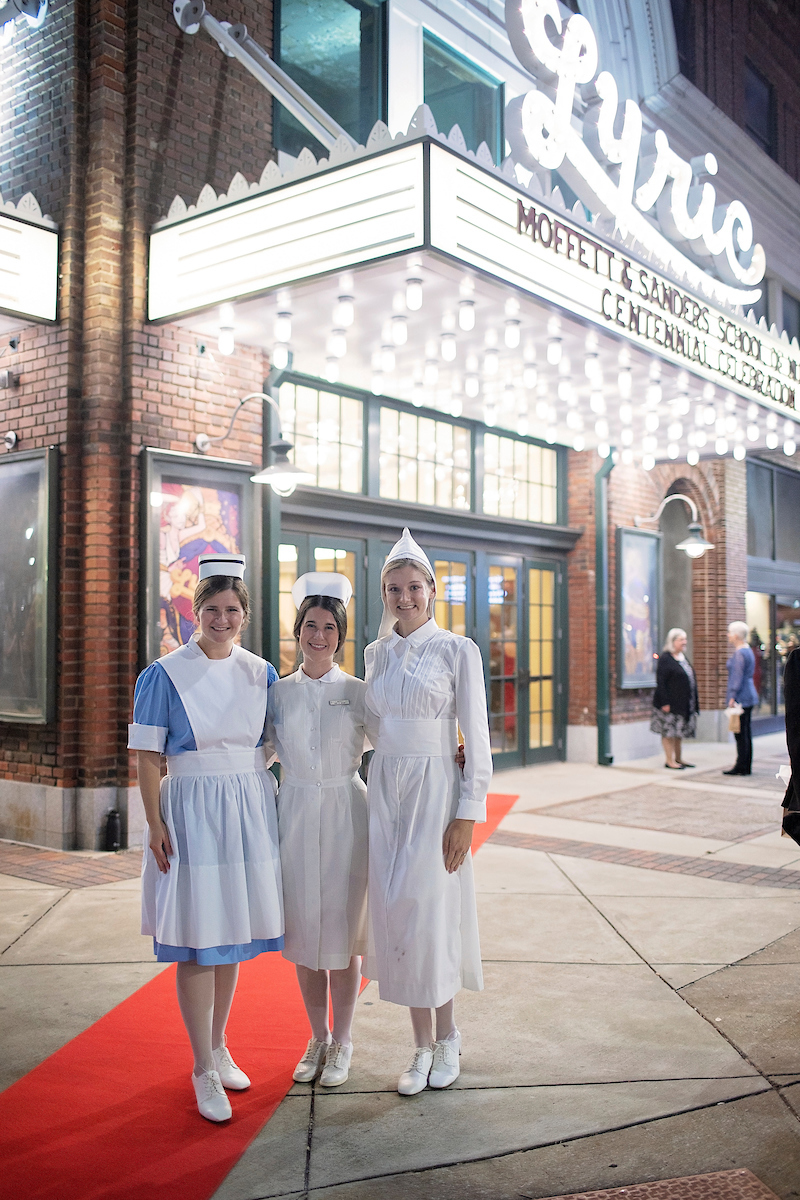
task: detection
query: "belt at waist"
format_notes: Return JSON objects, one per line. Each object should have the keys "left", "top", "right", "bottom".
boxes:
{"left": 166, "top": 748, "right": 267, "bottom": 777}
{"left": 375, "top": 718, "right": 458, "bottom": 758}
{"left": 280, "top": 772, "right": 360, "bottom": 790}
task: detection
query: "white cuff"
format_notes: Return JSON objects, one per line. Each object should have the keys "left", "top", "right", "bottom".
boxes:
{"left": 128, "top": 723, "right": 167, "bottom": 752}
{"left": 456, "top": 797, "right": 487, "bottom": 823}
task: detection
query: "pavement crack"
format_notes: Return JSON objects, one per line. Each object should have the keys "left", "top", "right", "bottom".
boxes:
{"left": 302, "top": 1083, "right": 316, "bottom": 1197}
{"left": 0, "top": 892, "right": 68, "bottom": 957}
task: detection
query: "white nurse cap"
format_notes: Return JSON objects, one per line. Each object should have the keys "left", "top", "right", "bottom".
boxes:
{"left": 291, "top": 571, "right": 353, "bottom": 608}
{"left": 198, "top": 553, "right": 246, "bottom": 580}
{"left": 381, "top": 527, "right": 434, "bottom": 580}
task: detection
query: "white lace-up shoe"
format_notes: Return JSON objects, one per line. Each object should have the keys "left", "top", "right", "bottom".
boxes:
{"left": 212, "top": 1037, "right": 251, "bottom": 1090}
{"left": 397, "top": 1045, "right": 433, "bottom": 1096}
{"left": 319, "top": 1040, "right": 353, "bottom": 1087}
{"left": 428, "top": 1030, "right": 461, "bottom": 1089}
{"left": 192, "top": 1070, "right": 232, "bottom": 1122}
{"left": 293, "top": 1037, "right": 330, "bottom": 1083}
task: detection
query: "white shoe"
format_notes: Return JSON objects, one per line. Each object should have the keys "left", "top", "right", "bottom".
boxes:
{"left": 293, "top": 1037, "right": 330, "bottom": 1083}
{"left": 429, "top": 1031, "right": 461, "bottom": 1088}
{"left": 320, "top": 1040, "right": 353, "bottom": 1087}
{"left": 397, "top": 1045, "right": 433, "bottom": 1096}
{"left": 192, "top": 1070, "right": 232, "bottom": 1122}
{"left": 213, "top": 1038, "right": 251, "bottom": 1090}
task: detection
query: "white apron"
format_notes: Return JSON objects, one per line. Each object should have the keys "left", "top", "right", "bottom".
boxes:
{"left": 364, "top": 621, "right": 493, "bottom": 1008}
{"left": 268, "top": 666, "right": 371, "bottom": 970}
{"left": 141, "top": 640, "right": 284, "bottom": 950}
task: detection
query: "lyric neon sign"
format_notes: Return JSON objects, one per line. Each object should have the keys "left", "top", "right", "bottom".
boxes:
{"left": 505, "top": 0, "right": 766, "bottom": 306}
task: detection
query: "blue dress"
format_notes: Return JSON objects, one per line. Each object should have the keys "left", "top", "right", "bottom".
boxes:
{"left": 129, "top": 640, "right": 284, "bottom": 965}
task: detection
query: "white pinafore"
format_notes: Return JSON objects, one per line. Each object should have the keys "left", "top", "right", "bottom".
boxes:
{"left": 140, "top": 641, "right": 284, "bottom": 952}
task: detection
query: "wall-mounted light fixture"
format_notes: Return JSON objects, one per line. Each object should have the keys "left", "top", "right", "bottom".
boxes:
{"left": 634, "top": 493, "right": 715, "bottom": 559}
{"left": 0, "top": 0, "right": 47, "bottom": 34}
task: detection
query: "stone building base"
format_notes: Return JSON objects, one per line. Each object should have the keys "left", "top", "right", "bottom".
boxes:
{"left": 0, "top": 781, "right": 147, "bottom": 851}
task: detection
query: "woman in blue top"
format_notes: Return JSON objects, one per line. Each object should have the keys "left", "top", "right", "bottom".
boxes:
{"left": 724, "top": 619, "right": 759, "bottom": 776}
{"left": 128, "top": 553, "right": 284, "bottom": 1122}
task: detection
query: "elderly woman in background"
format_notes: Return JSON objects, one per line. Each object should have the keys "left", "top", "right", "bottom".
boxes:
{"left": 724, "top": 619, "right": 759, "bottom": 776}
{"left": 651, "top": 628, "right": 699, "bottom": 770}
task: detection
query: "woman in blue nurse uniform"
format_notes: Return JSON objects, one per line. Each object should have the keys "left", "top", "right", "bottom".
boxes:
{"left": 129, "top": 553, "right": 284, "bottom": 1123}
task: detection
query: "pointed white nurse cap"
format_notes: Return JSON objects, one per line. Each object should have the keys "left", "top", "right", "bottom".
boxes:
{"left": 198, "top": 553, "right": 246, "bottom": 580}
{"left": 291, "top": 571, "right": 353, "bottom": 608}
{"left": 381, "top": 527, "right": 434, "bottom": 580}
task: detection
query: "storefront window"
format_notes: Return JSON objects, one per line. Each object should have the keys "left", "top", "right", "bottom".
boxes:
{"left": 745, "top": 590, "right": 773, "bottom": 715}
{"left": 423, "top": 31, "right": 503, "bottom": 164}
{"left": 275, "top": 0, "right": 386, "bottom": 158}
{"left": 483, "top": 434, "right": 558, "bottom": 524}
{"left": 278, "top": 381, "right": 364, "bottom": 493}
{"left": 379, "top": 407, "right": 471, "bottom": 509}
{"left": 312, "top": 546, "right": 358, "bottom": 675}
{"left": 434, "top": 559, "right": 467, "bottom": 636}
{"left": 746, "top": 460, "right": 774, "bottom": 558}
{"left": 775, "top": 472, "right": 800, "bottom": 563}
{"left": 776, "top": 596, "right": 800, "bottom": 710}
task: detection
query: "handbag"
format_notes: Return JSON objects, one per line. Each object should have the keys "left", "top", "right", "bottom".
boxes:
{"left": 727, "top": 703, "right": 744, "bottom": 733}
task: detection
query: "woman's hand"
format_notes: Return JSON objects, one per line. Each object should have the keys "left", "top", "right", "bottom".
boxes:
{"left": 443, "top": 818, "right": 475, "bottom": 873}
{"left": 661, "top": 704, "right": 670, "bottom": 713}
{"left": 148, "top": 819, "right": 173, "bottom": 874}
{"left": 455, "top": 744, "right": 465, "bottom": 771}
{"left": 728, "top": 698, "right": 737, "bottom": 708}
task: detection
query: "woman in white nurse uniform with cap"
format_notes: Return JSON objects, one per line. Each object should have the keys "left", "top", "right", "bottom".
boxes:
{"left": 129, "top": 553, "right": 284, "bottom": 1123}
{"left": 267, "top": 572, "right": 372, "bottom": 1089}
{"left": 364, "top": 528, "right": 493, "bottom": 1095}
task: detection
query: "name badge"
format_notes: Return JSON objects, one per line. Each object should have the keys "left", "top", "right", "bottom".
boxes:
{"left": 329, "top": 699, "right": 350, "bottom": 706}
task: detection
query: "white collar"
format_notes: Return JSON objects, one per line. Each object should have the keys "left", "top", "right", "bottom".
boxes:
{"left": 297, "top": 663, "right": 341, "bottom": 684}
{"left": 186, "top": 635, "right": 237, "bottom": 661}
{"left": 389, "top": 618, "right": 439, "bottom": 654}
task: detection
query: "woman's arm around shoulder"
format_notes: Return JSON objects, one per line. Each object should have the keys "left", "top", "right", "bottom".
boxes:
{"left": 453, "top": 637, "right": 492, "bottom": 823}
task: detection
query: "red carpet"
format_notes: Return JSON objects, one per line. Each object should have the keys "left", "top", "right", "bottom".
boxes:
{"left": 0, "top": 793, "right": 517, "bottom": 1200}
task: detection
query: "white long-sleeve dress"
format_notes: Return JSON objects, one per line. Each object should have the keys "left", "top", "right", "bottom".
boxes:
{"left": 267, "top": 665, "right": 372, "bottom": 971}
{"left": 364, "top": 619, "right": 493, "bottom": 1008}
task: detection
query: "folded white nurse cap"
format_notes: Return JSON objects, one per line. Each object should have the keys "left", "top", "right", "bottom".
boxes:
{"left": 381, "top": 527, "right": 434, "bottom": 579}
{"left": 291, "top": 571, "right": 353, "bottom": 608}
{"left": 198, "top": 553, "right": 246, "bottom": 580}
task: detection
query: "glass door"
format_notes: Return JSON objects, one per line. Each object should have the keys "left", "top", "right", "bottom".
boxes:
{"left": 487, "top": 557, "right": 522, "bottom": 766}
{"left": 526, "top": 560, "right": 560, "bottom": 763}
{"left": 277, "top": 532, "right": 366, "bottom": 677}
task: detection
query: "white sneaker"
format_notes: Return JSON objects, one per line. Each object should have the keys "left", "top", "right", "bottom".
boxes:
{"left": 213, "top": 1038, "right": 251, "bottom": 1090}
{"left": 429, "top": 1031, "right": 461, "bottom": 1089}
{"left": 192, "top": 1070, "right": 232, "bottom": 1122}
{"left": 293, "top": 1037, "right": 330, "bottom": 1083}
{"left": 397, "top": 1045, "right": 433, "bottom": 1096}
{"left": 320, "top": 1040, "right": 353, "bottom": 1087}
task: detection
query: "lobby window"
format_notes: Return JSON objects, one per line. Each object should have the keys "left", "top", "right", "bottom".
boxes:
{"left": 784, "top": 292, "right": 800, "bottom": 344}
{"left": 669, "top": 0, "right": 695, "bottom": 82}
{"left": 483, "top": 434, "right": 558, "bottom": 524}
{"left": 278, "top": 381, "right": 364, "bottom": 493}
{"left": 744, "top": 61, "right": 776, "bottom": 159}
{"left": 275, "top": 0, "right": 386, "bottom": 159}
{"left": 423, "top": 31, "right": 503, "bottom": 164}
{"left": 379, "top": 407, "right": 471, "bottom": 509}
{"left": 747, "top": 460, "right": 774, "bottom": 558}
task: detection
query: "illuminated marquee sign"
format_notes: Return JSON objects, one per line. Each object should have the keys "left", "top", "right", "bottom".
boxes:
{"left": 504, "top": 0, "right": 765, "bottom": 307}
{"left": 149, "top": 140, "right": 798, "bottom": 413}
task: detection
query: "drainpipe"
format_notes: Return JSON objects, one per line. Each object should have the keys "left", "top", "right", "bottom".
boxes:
{"left": 595, "top": 452, "right": 616, "bottom": 766}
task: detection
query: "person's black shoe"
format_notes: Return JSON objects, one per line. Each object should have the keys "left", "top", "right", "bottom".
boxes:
{"left": 723, "top": 768, "right": 742, "bottom": 775}
{"left": 678, "top": 763, "right": 695, "bottom": 769}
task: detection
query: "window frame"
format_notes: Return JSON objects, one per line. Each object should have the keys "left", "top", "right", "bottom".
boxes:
{"left": 421, "top": 27, "right": 505, "bottom": 165}
{"left": 743, "top": 58, "right": 777, "bottom": 160}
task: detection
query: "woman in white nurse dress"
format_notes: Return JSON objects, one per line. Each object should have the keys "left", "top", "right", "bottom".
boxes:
{"left": 364, "top": 529, "right": 493, "bottom": 1096}
{"left": 267, "top": 572, "right": 372, "bottom": 1089}
{"left": 129, "top": 554, "right": 284, "bottom": 1123}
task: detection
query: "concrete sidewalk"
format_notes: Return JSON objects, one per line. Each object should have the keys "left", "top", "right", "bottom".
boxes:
{"left": 2, "top": 734, "right": 800, "bottom": 1198}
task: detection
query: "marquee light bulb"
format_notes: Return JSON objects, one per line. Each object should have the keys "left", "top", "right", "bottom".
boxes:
{"left": 747, "top": 424, "right": 759, "bottom": 441}
{"left": 405, "top": 278, "right": 423, "bottom": 311}
{"left": 325, "top": 357, "right": 339, "bottom": 383}
{"left": 465, "top": 374, "right": 480, "bottom": 398}
{"left": 412, "top": 381, "right": 425, "bottom": 407}
{"left": 695, "top": 430, "right": 707, "bottom": 448}
{"left": 621, "top": 448, "right": 634, "bottom": 465}
{"left": 590, "top": 391, "right": 606, "bottom": 415}
{"left": 594, "top": 418, "right": 609, "bottom": 439}
{"left": 484, "top": 403, "right": 497, "bottom": 426}
{"left": 523, "top": 364, "right": 537, "bottom": 389}
{"left": 518, "top": 416, "right": 529, "bottom": 436}
{"left": 785, "top": 440, "right": 797, "bottom": 456}
{"left": 667, "top": 422, "right": 683, "bottom": 441}
{"left": 619, "top": 404, "right": 633, "bottom": 424}
{"left": 573, "top": 434, "right": 586, "bottom": 451}
{"left": 441, "top": 332, "right": 457, "bottom": 361}
{"left": 546, "top": 427, "right": 558, "bottom": 444}
{"left": 371, "top": 373, "right": 383, "bottom": 395}
{"left": 546, "top": 338, "right": 562, "bottom": 365}
{"left": 274, "top": 311, "right": 292, "bottom": 343}
{"left": 504, "top": 319, "right": 521, "bottom": 349}
{"left": 642, "top": 454, "right": 655, "bottom": 470}
{"left": 597, "top": 442, "right": 611, "bottom": 458}
{"left": 766, "top": 431, "right": 779, "bottom": 448}
{"left": 391, "top": 315, "right": 408, "bottom": 346}
{"left": 424, "top": 360, "right": 439, "bottom": 387}
{"left": 332, "top": 295, "right": 354, "bottom": 327}
{"left": 381, "top": 346, "right": 396, "bottom": 373}
{"left": 715, "top": 437, "right": 728, "bottom": 455}
{"left": 218, "top": 328, "right": 235, "bottom": 356}
{"left": 687, "top": 448, "right": 700, "bottom": 465}
{"left": 646, "top": 383, "right": 662, "bottom": 406}
{"left": 458, "top": 300, "right": 475, "bottom": 331}
{"left": 327, "top": 329, "right": 347, "bottom": 358}
{"left": 733, "top": 443, "right": 746, "bottom": 460}
{"left": 618, "top": 369, "right": 632, "bottom": 398}
{"left": 667, "top": 443, "right": 680, "bottom": 459}
{"left": 747, "top": 403, "right": 759, "bottom": 421}
{"left": 621, "top": 428, "right": 634, "bottom": 446}
{"left": 535, "top": 399, "right": 549, "bottom": 420}
{"left": 704, "top": 406, "right": 716, "bottom": 425}
{"left": 483, "top": 348, "right": 499, "bottom": 376}
{"left": 645, "top": 412, "right": 659, "bottom": 432}
{"left": 271, "top": 343, "right": 289, "bottom": 370}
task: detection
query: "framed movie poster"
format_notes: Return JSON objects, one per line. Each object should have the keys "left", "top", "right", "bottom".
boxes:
{"left": 140, "top": 449, "right": 260, "bottom": 667}
{"left": 0, "top": 447, "right": 58, "bottom": 724}
{"left": 616, "top": 527, "right": 661, "bottom": 690}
